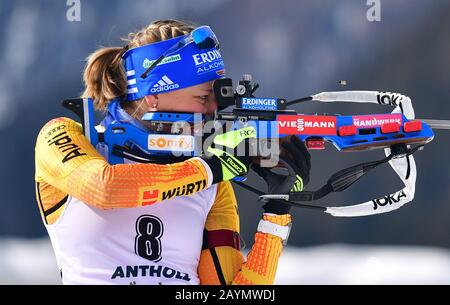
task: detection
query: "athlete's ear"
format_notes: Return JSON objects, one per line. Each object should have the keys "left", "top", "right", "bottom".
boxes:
{"left": 143, "top": 95, "right": 159, "bottom": 111}
{"left": 143, "top": 95, "right": 159, "bottom": 105}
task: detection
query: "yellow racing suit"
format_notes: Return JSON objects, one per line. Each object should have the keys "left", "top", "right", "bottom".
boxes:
{"left": 35, "top": 117, "right": 290, "bottom": 284}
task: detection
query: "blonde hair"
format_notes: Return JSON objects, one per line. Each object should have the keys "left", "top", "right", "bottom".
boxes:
{"left": 82, "top": 19, "right": 195, "bottom": 112}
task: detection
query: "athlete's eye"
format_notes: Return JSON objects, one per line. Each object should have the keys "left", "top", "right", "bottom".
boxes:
{"left": 196, "top": 96, "right": 208, "bottom": 103}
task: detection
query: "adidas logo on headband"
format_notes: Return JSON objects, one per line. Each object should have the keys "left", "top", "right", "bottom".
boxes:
{"left": 150, "top": 75, "right": 180, "bottom": 93}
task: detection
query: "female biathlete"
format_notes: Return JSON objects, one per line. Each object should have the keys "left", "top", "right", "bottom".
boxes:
{"left": 34, "top": 19, "right": 311, "bottom": 285}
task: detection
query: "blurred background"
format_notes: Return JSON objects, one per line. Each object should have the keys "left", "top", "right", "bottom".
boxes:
{"left": 0, "top": 0, "right": 449, "bottom": 284}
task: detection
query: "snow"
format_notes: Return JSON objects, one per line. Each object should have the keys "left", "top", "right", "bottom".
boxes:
{"left": 0, "top": 238, "right": 448, "bottom": 285}
{"left": 276, "top": 244, "right": 450, "bottom": 284}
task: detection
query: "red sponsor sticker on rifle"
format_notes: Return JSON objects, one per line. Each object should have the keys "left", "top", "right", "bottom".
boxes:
{"left": 278, "top": 115, "right": 337, "bottom": 135}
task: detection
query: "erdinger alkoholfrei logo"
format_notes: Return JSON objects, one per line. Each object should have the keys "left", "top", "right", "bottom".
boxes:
{"left": 150, "top": 75, "right": 180, "bottom": 93}
{"left": 241, "top": 98, "right": 278, "bottom": 111}
{"left": 192, "top": 50, "right": 225, "bottom": 75}
{"left": 278, "top": 115, "right": 337, "bottom": 135}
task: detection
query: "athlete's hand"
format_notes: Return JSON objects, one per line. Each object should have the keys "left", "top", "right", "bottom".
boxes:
{"left": 252, "top": 136, "right": 311, "bottom": 215}
{"left": 201, "top": 126, "right": 257, "bottom": 184}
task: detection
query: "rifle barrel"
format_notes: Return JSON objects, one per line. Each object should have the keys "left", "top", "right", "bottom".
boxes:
{"left": 421, "top": 119, "right": 450, "bottom": 130}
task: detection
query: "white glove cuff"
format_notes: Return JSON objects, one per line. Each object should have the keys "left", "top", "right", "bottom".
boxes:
{"left": 257, "top": 219, "right": 292, "bottom": 245}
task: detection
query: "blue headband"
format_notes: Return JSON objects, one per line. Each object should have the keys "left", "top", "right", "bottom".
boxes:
{"left": 122, "top": 32, "right": 225, "bottom": 101}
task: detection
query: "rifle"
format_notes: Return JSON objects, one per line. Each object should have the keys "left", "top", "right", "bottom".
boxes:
{"left": 62, "top": 74, "right": 449, "bottom": 217}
